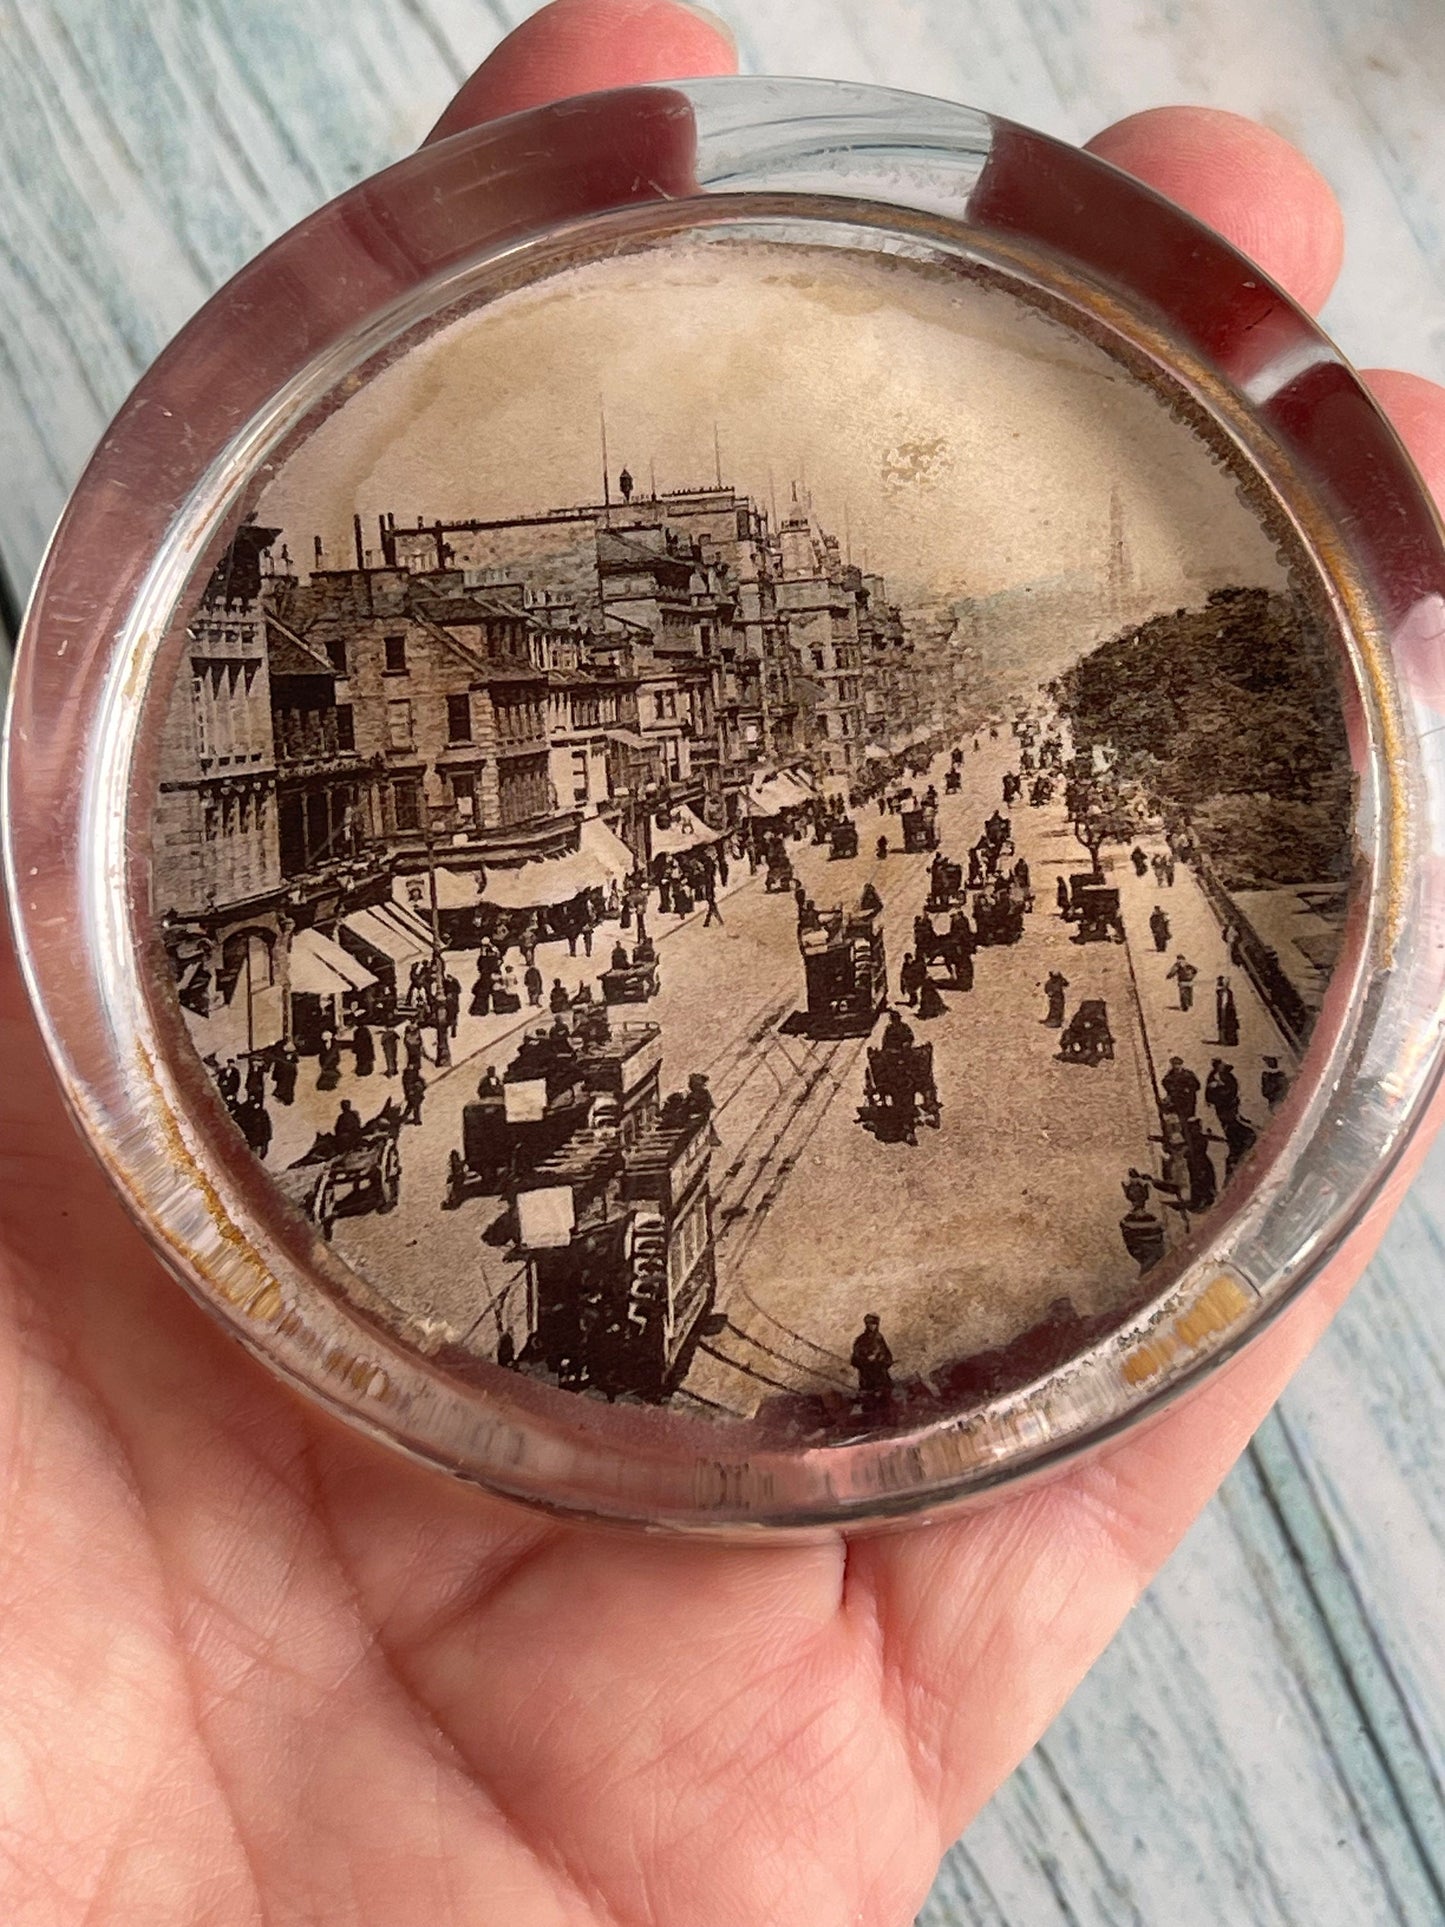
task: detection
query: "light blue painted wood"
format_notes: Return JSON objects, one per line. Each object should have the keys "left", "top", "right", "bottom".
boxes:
{"left": 1, "top": 5, "right": 1442, "bottom": 1921}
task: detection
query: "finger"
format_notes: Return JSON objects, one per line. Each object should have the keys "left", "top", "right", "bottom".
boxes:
{"left": 1363, "top": 367, "right": 1445, "bottom": 507}
{"left": 426, "top": 0, "right": 737, "bottom": 143}
{"left": 1085, "top": 106, "right": 1344, "bottom": 314}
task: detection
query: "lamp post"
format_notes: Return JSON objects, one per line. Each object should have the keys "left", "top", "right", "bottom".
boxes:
{"left": 419, "top": 816, "right": 450, "bottom": 1068}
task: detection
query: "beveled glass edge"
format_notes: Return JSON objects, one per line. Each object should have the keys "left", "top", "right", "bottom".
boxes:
{"left": 5, "top": 76, "right": 1445, "bottom": 1532}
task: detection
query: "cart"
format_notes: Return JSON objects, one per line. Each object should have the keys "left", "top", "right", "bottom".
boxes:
{"left": 278, "top": 1102, "right": 402, "bottom": 1240}
{"left": 443, "top": 1048, "right": 594, "bottom": 1207}
{"left": 860, "top": 1041, "right": 939, "bottom": 1143}
{"left": 828, "top": 818, "right": 859, "bottom": 860}
{"left": 799, "top": 904, "right": 888, "bottom": 1036}
{"left": 1069, "top": 877, "right": 1123, "bottom": 942}
{"left": 601, "top": 959, "right": 660, "bottom": 1003}
{"left": 764, "top": 856, "right": 796, "bottom": 893}
{"left": 901, "top": 806, "right": 939, "bottom": 853}
{"left": 1059, "top": 998, "right": 1115, "bottom": 1065}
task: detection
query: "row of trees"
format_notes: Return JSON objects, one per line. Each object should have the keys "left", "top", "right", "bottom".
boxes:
{"left": 1053, "top": 586, "right": 1353, "bottom": 888}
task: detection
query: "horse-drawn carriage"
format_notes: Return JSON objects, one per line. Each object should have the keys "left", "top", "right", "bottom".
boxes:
{"left": 444, "top": 1045, "right": 594, "bottom": 1208}
{"left": 1059, "top": 998, "right": 1115, "bottom": 1065}
{"left": 602, "top": 956, "right": 660, "bottom": 1003}
{"left": 799, "top": 903, "right": 888, "bottom": 1036}
{"left": 278, "top": 1102, "right": 401, "bottom": 1240}
{"left": 514, "top": 1109, "right": 718, "bottom": 1403}
{"left": 764, "top": 853, "right": 796, "bottom": 893}
{"left": 828, "top": 817, "right": 859, "bottom": 860}
{"left": 973, "top": 885, "right": 1025, "bottom": 947}
{"left": 1067, "top": 875, "right": 1124, "bottom": 942}
{"left": 914, "top": 914, "right": 975, "bottom": 988}
{"left": 944, "top": 767, "right": 962, "bottom": 794}
{"left": 901, "top": 805, "right": 940, "bottom": 853}
{"left": 926, "top": 856, "right": 965, "bottom": 910}
{"left": 860, "top": 1040, "right": 940, "bottom": 1143}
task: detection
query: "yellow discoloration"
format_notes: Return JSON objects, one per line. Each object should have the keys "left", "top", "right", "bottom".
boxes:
{"left": 1121, "top": 1274, "right": 1253, "bottom": 1386}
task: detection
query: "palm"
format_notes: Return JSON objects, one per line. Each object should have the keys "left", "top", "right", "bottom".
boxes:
{"left": 7, "top": 4, "right": 1445, "bottom": 1921}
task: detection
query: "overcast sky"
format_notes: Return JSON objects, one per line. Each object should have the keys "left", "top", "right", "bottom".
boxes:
{"left": 256, "top": 238, "right": 1288, "bottom": 617}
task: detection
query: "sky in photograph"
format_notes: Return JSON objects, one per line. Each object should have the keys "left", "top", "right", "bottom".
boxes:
{"left": 256, "top": 237, "right": 1288, "bottom": 627}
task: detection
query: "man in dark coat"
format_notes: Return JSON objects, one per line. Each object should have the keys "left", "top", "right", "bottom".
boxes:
{"left": 1131, "top": 845, "right": 1149, "bottom": 877}
{"left": 524, "top": 962, "right": 544, "bottom": 1008}
{"left": 402, "top": 1019, "right": 424, "bottom": 1071}
{"left": 352, "top": 1021, "right": 375, "bottom": 1078}
{"left": 316, "top": 1032, "right": 342, "bottom": 1092}
{"left": 1221, "top": 1110, "right": 1257, "bottom": 1180}
{"left": 1149, "top": 905, "right": 1171, "bottom": 953}
{"left": 549, "top": 978, "right": 570, "bottom": 1014}
{"left": 272, "top": 1045, "right": 298, "bottom": 1106}
{"left": 1181, "top": 1115, "right": 1217, "bottom": 1211}
{"left": 1043, "top": 970, "right": 1068, "bottom": 1028}
{"left": 1261, "top": 1056, "right": 1289, "bottom": 1110}
{"left": 1162, "top": 1055, "right": 1201, "bottom": 1119}
{"left": 1216, "top": 975, "right": 1240, "bottom": 1047}
{"left": 444, "top": 973, "right": 462, "bottom": 1037}
{"left": 401, "top": 1063, "right": 426, "bottom": 1125}
{"left": 244, "top": 1056, "right": 267, "bottom": 1107}
{"left": 1055, "top": 874, "right": 1070, "bottom": 918}
{"left": 379, "top": 1026, "right": 399, "bottom": 1078}
{"left": 238, "top": 1096, "right": 272, "bottom": 1161}
{"left": 851, "top": 1315, "right": 894, "bottom": 1405}
{"left": 332, "top": 1099, "right": 364, "bottom": 1151}
{"left": 1167, "top": 954, "right": 1198, "bottom": 1012}
{"left": 217, "top": 1059, "right": 241, "bottom": 1106}
{"left": 1205, "top": 1058, "right": 1241, "bottom": 1125}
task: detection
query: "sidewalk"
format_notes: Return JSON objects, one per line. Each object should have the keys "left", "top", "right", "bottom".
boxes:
{"left": 254, "top": 853, "right": 764, "bottom": 1169}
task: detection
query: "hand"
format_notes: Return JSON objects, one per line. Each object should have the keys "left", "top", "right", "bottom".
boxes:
{"left": 3, "top": 5, "right": 1442, "bottom": 1923}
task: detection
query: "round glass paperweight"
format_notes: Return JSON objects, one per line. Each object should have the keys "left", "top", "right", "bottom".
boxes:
{"left": 7, "top": 76, "right": 1445, "bottom": 1532}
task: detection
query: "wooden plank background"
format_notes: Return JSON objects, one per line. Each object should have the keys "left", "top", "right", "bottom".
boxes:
{"left": 1, "top": 3, "right": 1442, "bottom": 1919}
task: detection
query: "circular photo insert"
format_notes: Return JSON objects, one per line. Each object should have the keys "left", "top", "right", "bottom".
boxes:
{"left": 145, "top": 236, "right": 1357, "bottom": 1439}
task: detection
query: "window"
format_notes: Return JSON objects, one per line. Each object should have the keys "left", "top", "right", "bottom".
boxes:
{"left": 812, "top": 648, "right": 827, "bottom": 673}
{"left": 387, "top": 699, "right": 413, "bottom": 750}
{"left": 384, "top": 633, "right": 408, "bottom": 674}
{"left": 336, "top": 704, "right": 355, "bottom": 752}
{"left": 571, "top": 748, "right": 589, "bottom": 805}
{"left": 392, "top": 779, "right": 421, "bottom": 832}
{"left": 452, "top": 774, "right": 477, "bottom": 824}
{"left": 324, "top": 636, "right": 347, "bottom": 674}
{"left": 447, "top": 692, "right": 472, "bottom": 743}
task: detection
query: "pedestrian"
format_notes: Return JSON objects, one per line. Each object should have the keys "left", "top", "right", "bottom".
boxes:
{"left": 352, "top": 1021, "right": 375, "bottom": 1078}
{"left": 549, "top": 978, "right": 569, "bottom": 1015}
{"left": 611, "top": 939, "right": 630, "bottom": 972}
{"left": 1205, "top": 1057, "right": 1241, "bottom": 1125}
{"left": 402, "top": 1018, "right": 424, "bottom": 1071}
{"left": 1216, "top": 975, "right": 1240, "bottom": 1048}
{"left": 1167, "top": 954, "right": 1198, "bottom": 1012}
{"left": 580, "top": 909, "right": 595, "bottom": 959}
{"left": 702, "top": 874, "right": 723, "bottom": 927}
{"left": 657, "top": 868, "right": 673, "bottom": 915}
{"left": 716, "top": 843, "right": 729, "bottom": 887}
{"left": 401, "top": 1062, "right": 426, "bottom": 1125}
{"left": 444, "top": 973, "right": 461, "bottom": 1038}
{"left": 916, "top": 976, "right": 946, "bottom": 1020}
{"left": 525, "top": 961, "right": 544, "bottom": 1008}
{"left": 1130, "top": 845, "right": 1148, "bottom": 878}
{"left": 1149, "top": 905, "right": 1171, "bottom": 953}
{"left": 245, "top": 1055, "right": 267, "bottom": 1107}
{"left": 493, "top": 962, "right": 521, "bottom": 1014}
{"left": 1151, "top": 852, "right": 1167, "bottom": 887}
{"left": 240, "top": 1096, "right": 272, "bottom": 1161}
{"left": 899, "top": 951, "right": 923, "bottom": 1007}
{"left": 316, "top": 1030, "right": 342, "bottom": 1092}
{"left": 520, "top": 919, "right": 538, "bottom": 970}
{"left": 217, "top": 1058, "right": 241, "bottom": 1106}
{"left": 1162, "top": 1055, "right": 1200, "bottom": 1119}
{"left": 332, "top": 1098, "right": 363, "bottom": 1151}
{"left": 876, "top": 834, "right": 889, "bottom": 862}
{"left": 1042, "top": 969, "right": 1069, "bottom": 1029}
{"left": 1163, "top": 854, "right": 1176, "bottom": 886}
{"left": 850, "top": 1314, "right": 893, "bottom": 1407}
{"left": 1221, "top": 1110, "right": 1257, "bottom": 1180}
{"left": 272, "top": 1044, "right": 298, "bottom": 1106}
{"left": 1182, "top": 1115, "right": 1217, "bottom": 1211}
{"left": 1055, "top": 874, "right": 1069, "bottom": 917}
{"left": 1261, "top": 1056, "right": 1289, "bottom": 1110}
{"left": 379, "top": 1024, "right": 399, "bottom": 1078}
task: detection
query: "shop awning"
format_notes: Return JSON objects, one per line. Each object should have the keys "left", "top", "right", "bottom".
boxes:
{"left": 481, "top": 851, "right": 599, "bottom": 910}
{"left": 783, "top": 768, "right": 817, "bottom": 799}
{"left": 864, "top": 744, "right": 890, "bottom": 762}
{"left": 376, "top": 900, "right": 436, "bottom": 948}
{"left": 290, "top": 927, "right": 376, "bottom": 997}
{"left": 651, "top": 804, "right": 722, "bottom": 855}
{"left": 746, "top": 776, "right": 795, "bottom": 816}
{"left": 341, "top": 907, "right": 429, "bottom": 969}
{"left": 392, "top": 867, "right": 484, "bottom": 915}
{"left": 580, "top": 815, "right": 637, "bottom": 882}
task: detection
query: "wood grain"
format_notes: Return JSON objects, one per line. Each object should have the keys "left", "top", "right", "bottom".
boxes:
{"left": 1, "top": 4, "right": 1442, "bottom": 1921}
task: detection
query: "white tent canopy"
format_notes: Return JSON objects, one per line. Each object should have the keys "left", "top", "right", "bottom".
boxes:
{"left": 651, "top": 804, "right": 722, "bottom": 856}
{"left": 580, "top": 815, "right": 637, "bottom": 882}
{"left": 290, "top": 927, "right": 375, "bottom": 997}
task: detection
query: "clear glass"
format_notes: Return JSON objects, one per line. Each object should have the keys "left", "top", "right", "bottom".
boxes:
{"left": 6, "top": 77, "right": 1445, "bottom": 1532}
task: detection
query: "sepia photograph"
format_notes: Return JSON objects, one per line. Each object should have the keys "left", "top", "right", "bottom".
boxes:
{"left": 149, "top": 240, "right": 1356, "bottom": 1428}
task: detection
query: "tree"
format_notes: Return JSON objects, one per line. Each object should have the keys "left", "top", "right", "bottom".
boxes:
{"left": 1068, "top": 776, "right": 1134, "bottom": 879}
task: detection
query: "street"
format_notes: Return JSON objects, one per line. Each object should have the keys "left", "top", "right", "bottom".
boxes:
{"left": 210, "top": 720, "right": 1302, "bottom": 1418}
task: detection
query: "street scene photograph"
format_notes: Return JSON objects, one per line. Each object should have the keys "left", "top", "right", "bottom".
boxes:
{"left": 146, "top": 241, "right": 1357, "bottom": 1431}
